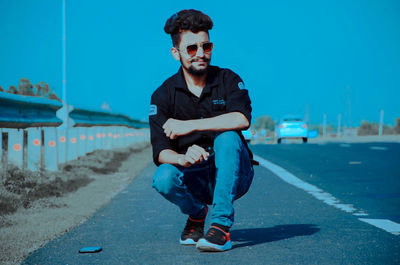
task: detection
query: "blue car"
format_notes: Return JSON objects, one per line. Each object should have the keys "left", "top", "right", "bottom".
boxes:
{"left": 276, "top": 115, "right": 308, "bottom": 144}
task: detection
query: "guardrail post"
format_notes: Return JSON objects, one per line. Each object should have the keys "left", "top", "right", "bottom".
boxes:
{"left": 1, "top": 132, "right": 8, "bottom": 181}
{"left": 87, "top": 127, "right": 95, "bottom": 153}
{"left": 106, "top": 127, "right": 112, "bottom": 150}
{"left": 40, "top": 129, "right": 45, "bottom": 172}
{"left": 8, "top": 129, "right": 23, "bottom": 169}
{"left": 23, "top": 130, "right": 28, "bottom": 171}
{"left": 27, "top": 128, "right": 41, "bottom": 171}
{"left": 67, "top": 128, "right": 78, "bottom": 161}
{"left": 44, "top": 127, "right": 58, "bottom": 171}
{"left": 77, "top": 127, "right": 87, "bottom": 157}
{"left": 57, "top": 128, "right": 67, "bottom": 166}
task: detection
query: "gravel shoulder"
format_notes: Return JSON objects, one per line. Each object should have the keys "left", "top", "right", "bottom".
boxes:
{"left": 0, "top": 143, "right": 152, "bottom": 265}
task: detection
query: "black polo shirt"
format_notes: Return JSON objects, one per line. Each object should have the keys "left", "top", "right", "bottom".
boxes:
{"left": 149, "top": 65, "right": 252, "bottom": 166}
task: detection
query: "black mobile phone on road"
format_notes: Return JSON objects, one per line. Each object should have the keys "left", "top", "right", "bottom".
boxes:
{"left": 79, "top": 246, "right": 102, "bottom": 253}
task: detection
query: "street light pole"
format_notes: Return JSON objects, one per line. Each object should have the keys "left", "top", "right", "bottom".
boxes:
{"left": 61, "top": 0, "right": 69, "bottom": 162}
{"left": 62, "top": 0, "right": 67, "bottom": 126}
{"left": 379, "top": 109, "right": 384, "bottom": 136}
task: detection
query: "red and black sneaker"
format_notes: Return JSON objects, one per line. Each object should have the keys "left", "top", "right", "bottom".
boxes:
{"left": 179, "top": 206, "right": 208, "bottom": 245}
{"left": 196, "top": 224, "right": 232, "bottom": 251}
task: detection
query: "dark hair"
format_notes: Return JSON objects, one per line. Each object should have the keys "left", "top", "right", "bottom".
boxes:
{"left": 164, "top": 9, "right": 213, "bottom": 47}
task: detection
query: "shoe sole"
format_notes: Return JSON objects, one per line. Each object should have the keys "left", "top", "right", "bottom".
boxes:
{"left": 179, "top": 238, "right": 197, "bottom": 245}
{"left": 196, "top": 238, "right": 232, "bottom": 252}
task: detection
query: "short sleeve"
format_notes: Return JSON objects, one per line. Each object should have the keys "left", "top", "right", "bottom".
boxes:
{"left": 149, "top": 89, "right": 173, "bottom": 166}
{"left": 224, "top": 71, "right": 252, "bottom": 128}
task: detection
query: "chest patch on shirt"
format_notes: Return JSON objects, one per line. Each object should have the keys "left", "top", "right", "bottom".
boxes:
{"left": 212, "top": 99, "right": 226, "bottom": 105}
{"left": 149, "top": 104, "right": 157, "bottom": 116}
{"left": 212, "top": 99, "right": 226, "bottom": 111}
{"left": 238, "top": 81, "right": 245, "bottom": 90}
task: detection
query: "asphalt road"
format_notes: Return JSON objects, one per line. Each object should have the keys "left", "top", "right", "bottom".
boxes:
{"left": 251, "top": 142, "right": 400, "bottom": 223}
{"left": 23, "top": 142, "right": 400, "bottom": 264}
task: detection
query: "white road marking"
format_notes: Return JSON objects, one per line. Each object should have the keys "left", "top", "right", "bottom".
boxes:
{"left": 340, "top": 144, "right": 351, "bottom": 148}
{"left": 348, "top": 161, "right": 362, "bottom": 165}
{"left": 370, "top": 146, "right": 388, "bottom": 151}
{"left": 253, "top": 154, "right": 399, "bottom": 236}
{"left": 359, "top": 218, "right": 400, "bottom": 235}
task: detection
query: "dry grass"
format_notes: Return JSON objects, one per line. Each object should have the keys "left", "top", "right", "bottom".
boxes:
{"left": 0, "top": 144, "right": 148, "bottom": 217}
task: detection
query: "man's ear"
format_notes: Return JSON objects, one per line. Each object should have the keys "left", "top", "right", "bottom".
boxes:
{"left": 171, "top": 47, "right": 180, "bottom": 61}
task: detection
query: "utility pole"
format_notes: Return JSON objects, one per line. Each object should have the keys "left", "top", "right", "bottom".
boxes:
{"left": 62, "top": 0, "right": 68, "bottom": 125}
{"left": 62, "top": 0, "right": 69, "bottom": 161}
{"left": 379, "top": 109, "right": 384, "bottom": 136}
{"left": 323, "top": 113, "right": 327, "bottom": 138}
{"left": 346, "top": 86, "right": 352, "bottom": 128}
{"left": 337, "top": 114, "right": 341, "bottom": 137}
{"left": 304, "top": 104, "right": 309, "bottom": 123}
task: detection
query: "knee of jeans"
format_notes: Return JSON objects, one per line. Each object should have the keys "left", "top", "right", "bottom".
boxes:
{"left": 152, "top": 164, "right": 181, "bottom": 195}
{"left": 214, "top": 131, "right": 241, "bottom": 152}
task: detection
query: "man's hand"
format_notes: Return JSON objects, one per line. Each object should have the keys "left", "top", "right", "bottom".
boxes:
{"left": 177, "top": 144, "right": 210, "bottom": 167}
{"left": 162, "top": 118, "right": 195, "bottom": 139}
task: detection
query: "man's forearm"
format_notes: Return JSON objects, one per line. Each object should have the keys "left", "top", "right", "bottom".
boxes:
{"left": 192, "top": 112, "right": 249, "bottom": 132}
{"left": 158, "top": 149, "right": 184, "bottom": 165}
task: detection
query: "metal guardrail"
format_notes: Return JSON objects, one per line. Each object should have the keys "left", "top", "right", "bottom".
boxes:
{"left": 0, "top": 91, "right": 149, "bottom": 129}
{"left": 0, "top": 91, "right": 150, "bottom": 174}
{"left": 0, "top": 91, "right": 63, "bottom": 128}
{"left": 69, "top": 107, "right": 148, "bottom": 128}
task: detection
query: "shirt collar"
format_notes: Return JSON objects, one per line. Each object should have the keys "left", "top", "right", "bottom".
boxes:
{"left": 174, "top": 66, "right": 219, "bottom": 94}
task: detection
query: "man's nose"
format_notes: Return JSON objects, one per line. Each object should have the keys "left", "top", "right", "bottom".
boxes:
{"left": 196, "top": 47, "right": 204, "bottom": 57}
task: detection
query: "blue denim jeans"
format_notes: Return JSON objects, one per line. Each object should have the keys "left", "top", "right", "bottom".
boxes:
{"left": 152, "top": 131, "right": 254, "bottom": 228}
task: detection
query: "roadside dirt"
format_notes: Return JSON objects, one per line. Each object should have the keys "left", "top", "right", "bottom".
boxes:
{"left": 0, "top": 142, "right": 152, "bottom": 265}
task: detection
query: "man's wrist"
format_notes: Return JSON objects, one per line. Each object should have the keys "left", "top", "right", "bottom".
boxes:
{"left": 187, "top": 119, "right": 198, "bottom": 133}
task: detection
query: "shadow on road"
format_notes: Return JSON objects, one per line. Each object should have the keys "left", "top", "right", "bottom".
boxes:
{"left": 230, "top": 224, "right": 320, "bottom": 249}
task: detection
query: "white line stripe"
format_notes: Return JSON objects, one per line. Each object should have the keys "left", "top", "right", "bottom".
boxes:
{"left": 370, "top": 146, "right": 388, "bottom": 151}
{"left": 253, "top": 155, "right": 359, "bottom": 213}
{"left": 359, "top": 218, "right": 400, "bottom": 235}
{"left": 253, "top": 154, "right": 400, "bottom": 236}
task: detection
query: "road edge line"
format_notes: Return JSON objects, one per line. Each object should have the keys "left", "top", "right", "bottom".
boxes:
{"left": 253, "top": 154, "right": 400, "bottom": 236}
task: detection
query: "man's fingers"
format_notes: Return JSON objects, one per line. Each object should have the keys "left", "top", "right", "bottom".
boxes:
{"left": 187, "top": 150, "right": 202, "bottom": 163}
{"left": 191, "top": 145, "right": 210, "bottom": 159}
{"left": 164, "top": 129, "right": 171, "bottom": 138}
{"left": 188, "top": 146, "right": 202, "bottom": 158}
{"left": 162, "top": 121, "right": 169, "bottom": 130}
{"left": 184, "top": 155, "right": 196, "bottom": 165}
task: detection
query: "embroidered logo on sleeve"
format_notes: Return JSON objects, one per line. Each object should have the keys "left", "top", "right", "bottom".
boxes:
{"left": 238, "top": 81, "right": 245, "bottom": 90}
{"left": 149, "top": 104, "right": 157, "bottom": 116}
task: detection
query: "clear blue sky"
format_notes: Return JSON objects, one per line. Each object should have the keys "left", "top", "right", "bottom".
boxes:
{"left": 1, "top": 0, "right": 399, "bottom": 126}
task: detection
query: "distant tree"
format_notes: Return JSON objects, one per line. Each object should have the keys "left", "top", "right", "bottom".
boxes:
{"left": 310, "top": 123, "right": 335, "bottom": 135}
{"left": 0, "top": 85, "right": 4, "bottom": 92}
{"left": 393, "top": 118, "right": 400, "bottom": 134}
{"left": 8, "top": 85, "right": 18, "bottom": 94}
{"left": 36, "top": 81, "right": 50, "bottom": 97}
{"left": 254, "top": 115, "right": 275, "bottom": 131}
{"left": 358, "top": 121, "right": 378, "bottom": 136}
{"left": 18, "top": 78, "right": 35, "bottom": 96}
{"left": 357, "top": 120, "right": 397, "bottom": 135}
{"left": 309, "top": 124, "right": 322, "bottom": 134}
{"left": 35, "top": 81, "right": 61, "bottom": 102}
{"left": 47, "top": 92, "right": 62, "bottom": 102}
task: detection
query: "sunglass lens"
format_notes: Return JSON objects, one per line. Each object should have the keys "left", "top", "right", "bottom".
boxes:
{"left": 186, "top": 44, "right": 198, "bottom": 56}
{"left": 203, "top": 43, "right": 213, "bottom": 52}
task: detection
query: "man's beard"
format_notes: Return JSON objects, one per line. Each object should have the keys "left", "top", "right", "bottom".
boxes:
{"left": 182, "top": 58, "right": 211, "bottom": 76}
